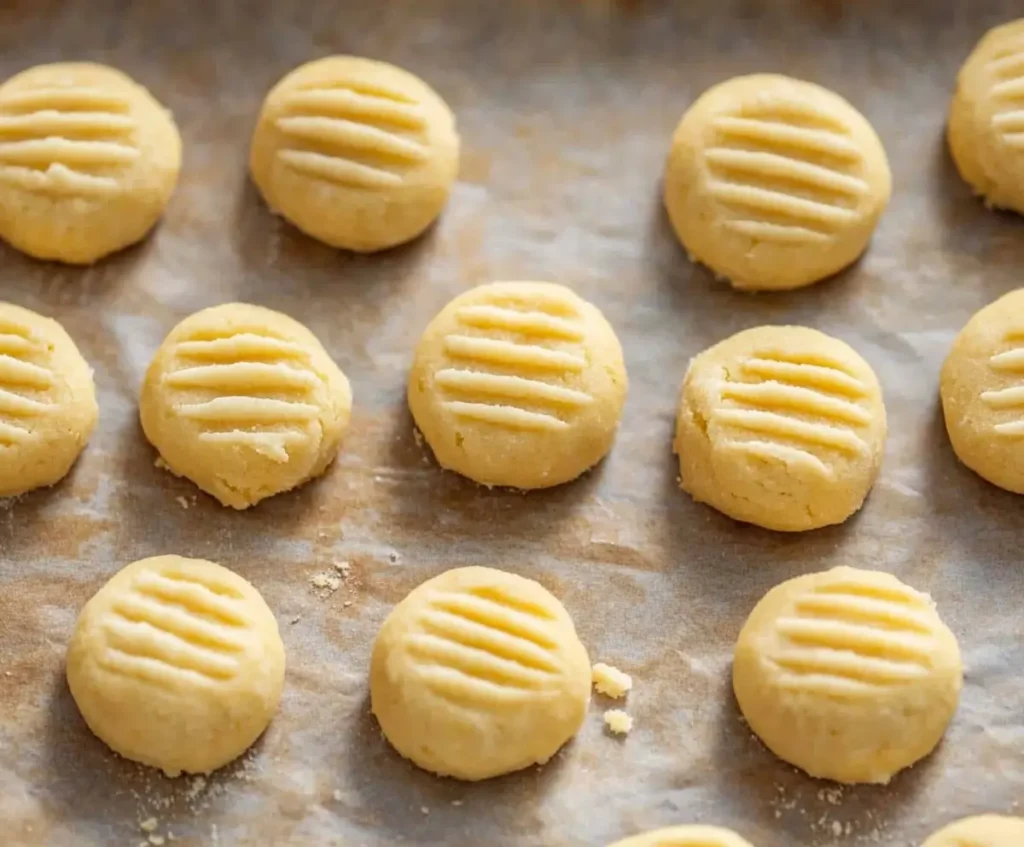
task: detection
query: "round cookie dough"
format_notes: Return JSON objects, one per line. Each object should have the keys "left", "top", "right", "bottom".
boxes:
{"left": 0, "top": 302, "right": 97, "bottom": 496}
{"left": 949, "top": 19, "right": 1024, "bottom": 213}
{"left": 0, "top": 62, "right": 181, "bottom": 264}
{"left": 663, "top": 74, "right": 891, "bottom": 291}
{"left": 250, "top": 55, "right": 459, "bottom": 252}
{"left": 370, "top": 566, "right": 591, "bottom": 781}
{"left": 140, "top": 302, "right": 352, "bottom": 509}
{"left": 408, "top": 281, "right": 628, "bottom": 489}
{"left": 922, "top": 816, "right": 1024, "bottom": 847}
{"left": 674, "top": 325, "right": 886, "bottom": 531}
{"left": 941, "top": 288, "right": 1024, "bottom": 493}
{"left": 733, "top": 566, "right": 962, "bottom": 785}
{"left": 606, "top": 826, "right": 755, "bottom": 847}
{"left": 66, "top": 555, "right": 285, "bottom": 776}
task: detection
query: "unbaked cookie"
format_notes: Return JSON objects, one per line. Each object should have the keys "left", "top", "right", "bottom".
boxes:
{"left": 0, "top": 62, "right": 181, "bottom": 264}
{"left": 922, "top": 815, "right": 1024, "bottom": 847}
{"left": 66, "top": 555, "right": 285, "bottom": 776}
{"left": 408, "top": 281, "right": 627, "bottom": 489}
{"left": 250, "top": 55, "right": 459, "bottom": 252}
{"left": 0, "top": 302, "right": 97, "bottom": 496}
{"left": 942, "top": 289, "right": 1024, "bottom": 493}
{"left": 606, "top": 826, "right": 755, "bottom": 847}
{"left": 949, "top": 20, "right": 1024, "bottom": 212}
{"left": 733, "top": 566, "right": 962, "bottom": 785}
{"left": 674, "top": 326, "right": 886, "bottom": 531}
{"left": 140, "top": 303, "right": 352, "bottom": 509}
{"left": 370, "top": 566, "right": 591, "bottom": 781}
{"left": 663, "top": 74, "right": 891, "bottom": 290}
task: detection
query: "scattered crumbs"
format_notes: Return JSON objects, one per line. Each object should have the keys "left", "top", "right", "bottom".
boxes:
{"left": 290, "top": 615, "right": 301, "bottom": 625}
{"left": 155, "top": 456, "right": 169, "bottom": 471}
{"left": 420, "top": 806, "right": 429, "bottom": 815}
{"left": 412, "top": 428, "right": 424, "bottom": 449}
{"left": 831, "top": 820, "right": 842, "bottom": 837}
{"left": 333, "top": 561, "right": 351, "bottom": 577}
{"left": 818, "top": 786, "right": 843, "bottom": 806}
{"left": 343, "top": 600, "right": 352, "bottom": 607}
{"left": 184, "top": 775, "right": 207, "bottom": 803}
{"left": 332, "top": 790, "right": 342, "bottom": 802}
{"left": 150, "top": 836, "right": 166, "bottom": 846}
{"left": 451, "top": 800, "right": 463, "bottom": 807}
{"left": 175, "top": 496, "right": 189, "bottom": 510}
{"left": 591, "top": 663, "right": 632, "bottom": 698}
{"left": 603, "top": 709, "right": 633, "bottom": 735}
{"left": 140, "top": 818, "right": 158, "bottom": 833}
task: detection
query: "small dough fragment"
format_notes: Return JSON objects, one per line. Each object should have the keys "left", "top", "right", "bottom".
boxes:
{"left": 250, "top": 55, "right": 459, "bottom": 252}
{"left": 140, "top": 303, "right": 352, "bottom": 509}
{"left": 941, "top": 289, "right": 1024, "bottom": 493}
{"left": 674, "top": 325, "right": 886, "bottom": 531}
{"left": 592, "top": 662, "right": 632, "bottom": 698}
{"left": 663, "top": 74, "right": 891, "bottom": 290}
{"left": 603, "top": 709, "right": 633, "bottom": 735}
{"left": 949, "top": 20, "right": 1024, "bottom": 213}
{"left": 922, "top": 815, "right": 1024, "bottom": 847}
{"left": 0, "top": 302, "right": 97, "bottom": 496}
{"left": 733, "top": 566, "right": 962, "bottom": 784}
{"left": 605, "top": 825, "right": 755, "bottom": 847}
{"left": 0, "top": 62, "right": 181, "bottom": 264}
{"left": 370, "top": 566, "right": 591, "bottom": 781}
{"left": 408, "top": 281, "right": 628, "bottom": 489}
{"left": 66, "top": 555, "right": 286, "bottom": 776}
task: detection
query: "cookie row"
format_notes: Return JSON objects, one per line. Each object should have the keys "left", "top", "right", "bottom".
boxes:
{"left": 4, "top": 283, "right": 1021, "bottom": 522}
{"left": 64, "top": 556, "right": 1018, "bottom": 845}
{"left": 1, "top": 19, "right": 1020, "bottom": 283}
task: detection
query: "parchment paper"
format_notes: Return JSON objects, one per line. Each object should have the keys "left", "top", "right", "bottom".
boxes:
{"left": 1, "top": 1, "right": 1023, "bottom": 844}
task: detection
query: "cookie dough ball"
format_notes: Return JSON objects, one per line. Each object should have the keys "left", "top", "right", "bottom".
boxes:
{"left": 140, "top": 303, "right": 352, "bottom": 509}
{"left": 922, "top": 816, "right": 1024, "bottom": 847}
{"left": 0, "top": 302, "right": 97, "bottom": 496}
{"left": 606, "top": 826, "right": 755, "bottom": 847}
{"left": 408, "top": 282, "right": 627, "bottom": 489}
{"left": 941, "top": 289, "right": 1024, "bottom": 493}
{"left": 370, "top": 566, "right": 591, "bottom": 781}
{"left": 949, "top": 20, "right": 1024, "bottom": 212}
{"left": 733, "top": 566, "right": 962, "bottom": 785}
{"left": 250, "top": 56, "right": 459, "bottom": 252}
{"left": 663, "top": 74, "right": 891, "bottom": 290}
{"left": 0, "top": 62, "right": 181, "bottom": 264}
{"left": 674, "top": 326, "right": 886, "bottom": 531}
{"left": 66, "top": 555, "right": 285, "bottom": 776}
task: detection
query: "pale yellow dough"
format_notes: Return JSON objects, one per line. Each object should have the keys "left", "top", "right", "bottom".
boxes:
{"left": 941, "top": 289, "right": 1024, "bottom": 493}
{"left": 663, "top": 74, "right": 891, "bottom": 291}
{"left": 140, "top": 303, "right": 352, "bottom": 509}
{"left": 250, "top": 55, "right": 459, "bottom": 252}
{"left": 370, "top": 566, "right": 591, "bottom": 781}
{"left": 949, "top": 20, "right": 1024, "bottom": 212}
{"left": 66, "top": 555, "right": 285, "bottom": 776}
{"left": 0, "top": 302, "right": 97, "bottom": 496}
{"left": 605, "top": 825, "right": 755, "bottom": 847}
{"left": 408, "top": 281, "right": 628, "bottom": 489}
{"left": 0, "top": 62, "right": 181, "bottom": 264}
{"left": 674, "top": 326, "right": 886, "bottom": 531}
{"left": 733, "top": 566, "right": 962, "bottom": 785}
{"left": 922, "top": 815, "right": 1024, "bottom": 847}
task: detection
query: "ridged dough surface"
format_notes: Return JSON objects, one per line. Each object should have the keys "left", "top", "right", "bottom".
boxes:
{"left": 140, "top": 303, "right": 352, "bottom": 509}
{"left": 663, "top": 74, "right": 891, "bottom": 290}
{"left": 674, "top": 325, "right": 886, "bottom": 531}
{"left": 733, "top": 567, "right": 962, "bottom": 785}
{"left": 409, "top": 281, "right": 627, "bottom": 489}
{"left": 370, "top": 566, "right": 591, "bottom": 781}
{"left": 66, "top": 555, "right": 285, "bottom": 776}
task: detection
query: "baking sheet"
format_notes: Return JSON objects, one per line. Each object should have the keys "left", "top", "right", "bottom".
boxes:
{"left": 2, "top": 0, "right": 1024, "bottom": 844}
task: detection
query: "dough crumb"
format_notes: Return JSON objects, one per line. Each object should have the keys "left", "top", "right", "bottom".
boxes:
{"left": 592, "top": 662, "right": 632, "bottom": 698}
{"left": 604, "top": 709, "right": 633, "bottom": 734}
{"left": 149, "top": 836, "right": 165, "bottom": 846}
{"left": 451, "top": 800, "right": 463, "bottom": 806}
{"left": 310, "top": 571, "right": 341, "bottom": 595}
{"left": 333, "top": 561, "right": 351, "bottom": 577}
{"left": 140, "top": 818, "right": 158, "bottom": 832}
{"left": 175, "top": 496, "right": 189, "bottom": 510}
{"left": 420, "top": 806, "right": 429, "bottom": 815}
{"left": 332, "top": 789, "right": 342, "bottom": 801}
{"left": 154, "top": 456, "right": 169, "bottom": 471}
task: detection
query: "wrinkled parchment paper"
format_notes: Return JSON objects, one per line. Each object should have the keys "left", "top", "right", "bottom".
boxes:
{"left": 2, "top": 1, "right": 1023, "bottom": 844}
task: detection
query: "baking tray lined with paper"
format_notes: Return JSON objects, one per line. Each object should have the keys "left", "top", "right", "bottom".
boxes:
{"left": 1, "top": 0, "right": 1023, "bottom": 845}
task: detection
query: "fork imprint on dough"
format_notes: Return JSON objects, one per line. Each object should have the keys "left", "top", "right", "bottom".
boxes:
{"left": 0, "top": 81, "right": 139, "bottom": 197}
{"left": 276, "top": 75, "right": 429, "bottom": 190}
{"left": 981, "top": 329, "right": 1024, "bottom": 436}
{"left": 714, "top": 348, "right": 870, "bottom": 477}
{"left": 165, "top": 325, "right": 323, "bottom": 462}
{"left": 436, "top": 290, "right": 592, "bottom": 433}
{"left": 403, "top": 585, "right": 566, "bottom": 711}
{"left": 98, "top": 563, "right": 250, "bottom": 690}
{"left": 0, "top": 316, "right": 56, "bottom": 448}
{"left": 704, "top": 99, "right": 869, "bottom": 245}
{"left": 986, "top": 38, "right": 1024, "bottom": 149}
